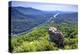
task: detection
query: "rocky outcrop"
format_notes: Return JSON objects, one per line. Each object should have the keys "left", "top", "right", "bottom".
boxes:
{"left": 48, "top": 27, "right": 64, "bottom": 48}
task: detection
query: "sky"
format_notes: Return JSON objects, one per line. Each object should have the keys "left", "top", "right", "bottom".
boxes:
{"left": 10, "top": 1, "right": 78, "bottom": 12}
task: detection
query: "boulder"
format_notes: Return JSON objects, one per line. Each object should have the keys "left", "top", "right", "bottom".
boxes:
{"left": 48, "top": 27, "right": 64, "bottom": 48}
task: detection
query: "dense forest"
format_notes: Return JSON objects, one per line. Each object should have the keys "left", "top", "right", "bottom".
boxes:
{"left": 10, "top": 22, "right": 78, "bottom": 52}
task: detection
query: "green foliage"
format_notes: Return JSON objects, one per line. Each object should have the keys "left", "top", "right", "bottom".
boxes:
{"left": 10, "top": 22, "right": 78, "bottom": 52}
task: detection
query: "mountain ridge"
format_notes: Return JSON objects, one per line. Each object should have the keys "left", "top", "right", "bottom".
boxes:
{"left": 10, "top": 6, "right": 78, "bottom": 35}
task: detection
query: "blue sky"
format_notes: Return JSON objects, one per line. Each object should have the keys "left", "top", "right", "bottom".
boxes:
{"left": 11, "top": 1, "right": 78, "bottom": 12}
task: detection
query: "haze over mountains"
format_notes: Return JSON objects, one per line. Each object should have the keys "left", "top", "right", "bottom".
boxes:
{"left": 9, "top": 2, "right": 78, "bottom": 35}
{"left": 10, "top": 1, "right": 78, "bottom": 12}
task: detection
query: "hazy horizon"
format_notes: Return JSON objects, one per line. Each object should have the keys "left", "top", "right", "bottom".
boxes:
{"left": 10, "top": 1, "right": 78, "bottom": 12}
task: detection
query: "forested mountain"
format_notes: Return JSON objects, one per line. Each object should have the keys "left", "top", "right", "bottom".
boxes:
{"left": 10, "top": 7, "right": 52, "bottom": 35}
{"left": 10, "top": 6, "right": 77, "bottom": 35}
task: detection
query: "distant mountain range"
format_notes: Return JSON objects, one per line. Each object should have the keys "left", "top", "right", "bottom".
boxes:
{"left": 9, "top": 6, "right": 78, "bottom": 35}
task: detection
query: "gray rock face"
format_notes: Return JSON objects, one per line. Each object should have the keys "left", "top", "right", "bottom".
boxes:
{"left": 48, "top": 27, "right": 64, "bottom": 48}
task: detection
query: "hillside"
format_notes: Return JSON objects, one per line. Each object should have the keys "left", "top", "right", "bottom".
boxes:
{"left": 10, "top": 7, "right": 77, "bottom": 35}
{"left": 10, "top": 7, "right": 53, "bottom": 35}
{"left": 11, "top": 22, "right": 78, "bottom": 52}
